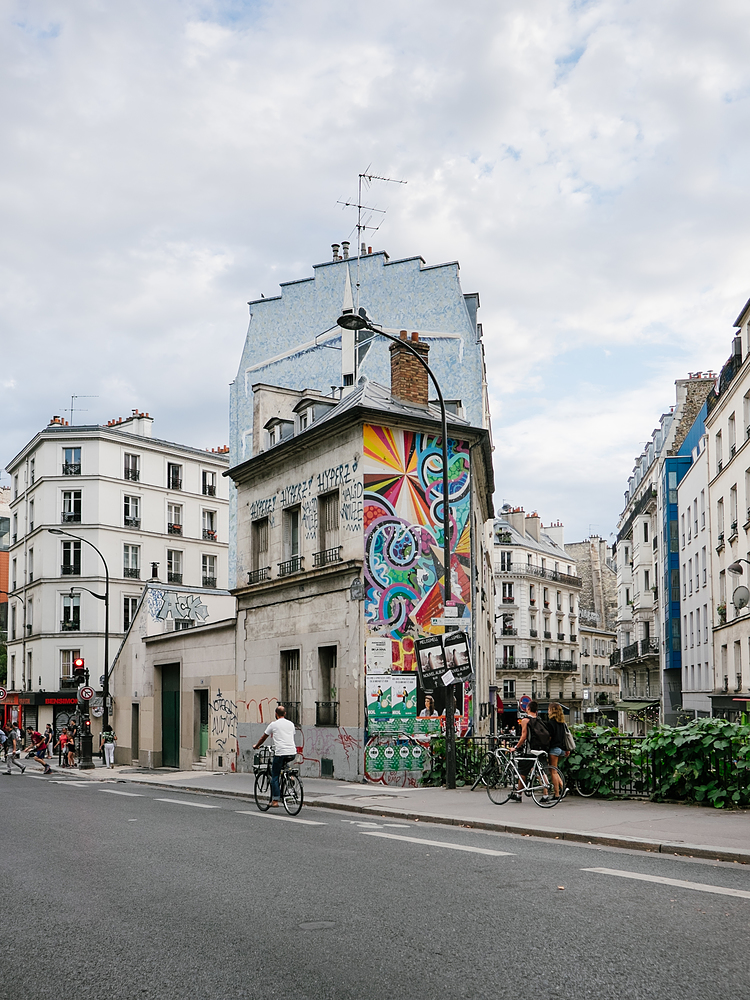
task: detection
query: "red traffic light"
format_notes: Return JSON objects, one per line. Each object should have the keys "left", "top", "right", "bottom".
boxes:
{"left": 83, "top": 718, "right": 92, "bottom": 733}
{"left": 73, "top": 657, "right": 85, "bottom": 669}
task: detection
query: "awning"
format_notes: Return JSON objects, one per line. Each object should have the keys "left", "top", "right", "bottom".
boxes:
{"left": 613, "top": 700, "right": 659, "bottom": 712}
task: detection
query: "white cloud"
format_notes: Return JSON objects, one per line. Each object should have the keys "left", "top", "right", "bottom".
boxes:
{"left": 1, "top": 0, "right": 749, "bottom": 539}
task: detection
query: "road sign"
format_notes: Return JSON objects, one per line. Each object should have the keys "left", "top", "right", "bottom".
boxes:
{"left": 91, "top": 705, "right": 104, "bottom": 718}
{"left": 0, "top": 688, "right": 6, "bottom": 701}
{"left": 79, "top": 686, "right": 95, "bottom": 701}
{"left": 519, "top": 695, "right": 531, "bottom": 711}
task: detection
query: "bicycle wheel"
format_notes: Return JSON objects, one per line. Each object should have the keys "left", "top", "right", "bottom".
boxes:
{"left": 472, "top": 751, "right": 496, "bottom": 790}
{"left": 282, "top": 772, "right": 304, "bottom": 815}
{"left": 486, "top": 763, "right": 514, "bottom": 805}
{"left": 573, "top": 775, "right": 598, "bottom": 797}
{"left": 530, "top": 765, "right": 564, "bottom": 807}
{"left": 254, "top": 771, "right": 272, "bottom": 811}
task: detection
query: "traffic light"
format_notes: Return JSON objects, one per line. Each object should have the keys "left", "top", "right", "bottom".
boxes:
{"left": 82, "top": 718, "right": 92, "bottom": 736}
{"left": 73, "top": 657, "right": 85, "bottom": 683}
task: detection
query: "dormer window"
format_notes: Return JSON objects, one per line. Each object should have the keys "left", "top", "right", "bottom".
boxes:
{"left": 299, "top": 411, "right": 309, "bottom": 431}
{"left": 265, "top": 416, "right": 295, "bottom": 449}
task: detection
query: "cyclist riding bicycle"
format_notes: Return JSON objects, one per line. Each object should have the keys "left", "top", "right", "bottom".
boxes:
{"left": 253, "top": 705, "right": 297, "bottom": 809}
{"left": 510, "top": 700, "right": 551, "bottom": 802}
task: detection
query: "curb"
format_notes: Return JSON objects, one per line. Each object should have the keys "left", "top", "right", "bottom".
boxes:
{"left": 83, "top": 773, "right": 750, "bottom": 865}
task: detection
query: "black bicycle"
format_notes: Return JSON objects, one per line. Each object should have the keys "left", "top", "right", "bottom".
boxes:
{"left": 253, "top": 747, "right": 304, "bottom": 815}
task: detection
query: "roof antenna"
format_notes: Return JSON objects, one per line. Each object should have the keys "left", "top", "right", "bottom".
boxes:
{"left": 61, "top": 394, "right": 99, "bottom": 425}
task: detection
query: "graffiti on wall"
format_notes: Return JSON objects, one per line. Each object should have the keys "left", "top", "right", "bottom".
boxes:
{"left": 362, "top": 425, "right": 471, "bottom": 669}
{"left": 211, "top": 689, "right": 238, "bottom": 751}
{"left": 147, "top": 590, "right": 209, "bottom": 622}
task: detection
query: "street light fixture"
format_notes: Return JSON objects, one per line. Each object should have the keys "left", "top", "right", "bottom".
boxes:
{"left": 336, "top": 305, "right": 459, "bottom": 788}
{"left": 48, "top": 529, "right": 110, "bottom": 729}
{"left": 727, "top": 559, "right": 750, "bottom": 574}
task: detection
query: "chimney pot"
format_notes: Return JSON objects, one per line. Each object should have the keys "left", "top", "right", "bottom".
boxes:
{"left": 361, "top": 242, "right": 367, "bottom": 255}
{"left": 331, "top": 243, "right": 340, "bottom": 261}
{"left": 400, "top": 330, "right": 408, "bottom": 340}
{"left": 368, "top": 246, "right": 372, "bottom": 254}
{"left": 342, "top": 241, "right": 350, "bottom": 259}
{"left": 411, "top": 331, "right": 419, "bottom": 342}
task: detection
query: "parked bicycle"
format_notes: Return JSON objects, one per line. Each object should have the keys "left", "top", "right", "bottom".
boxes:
{"left": 481, "top": 747, "right": 566, "bottom": 808}
{"left": 253, "top": 746, "right": 304, "bottom": 815}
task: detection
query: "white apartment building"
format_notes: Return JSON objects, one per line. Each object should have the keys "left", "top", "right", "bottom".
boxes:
{"left": 494, "top": 507, "right": 582, "bottom": 723}
{"left": 677, "top": 433, "right": 714, "bottom": 717}
{"left": 705, "top": 311, "right": 750, "bottom": 720}
{"left": 4, "top": 410, "right": 229, "bottom": 735}
{"left": 579, "top": 624, "right": 618, "bottom": 723}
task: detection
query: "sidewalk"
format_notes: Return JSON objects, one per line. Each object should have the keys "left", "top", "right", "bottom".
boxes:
{"left": 67, "top": 763, "right": 750, "bottom": 864}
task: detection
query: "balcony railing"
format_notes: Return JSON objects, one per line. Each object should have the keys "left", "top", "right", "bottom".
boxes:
{"left": 61, "top": 564, "right": 81, "bottom": 576}
{"left": 60, "top": 620, "right": 80, "bottom": 632}
{"left": 617, "top": 639, "right": 659, "bottom": 664}
{"left": 278, "top": 556, "right": 304, "bottom": 577}
{"left": 557, "top": 632, "right": 565, "bottom": 641}
{"left": 202, "top": 576, "right": 217, "bottom": 589}
{"left": 60, "top": 677, "right": 78, "bottom": 689}
{"left": 501, "top": 627, "right": 517, "bottom": 636}
{"left": 313, "top": 546, "right": 343, "bottom": 568}
{"left": 542, "top": 660, "right": 577, "bottom": 672}
{"left": 168, "top": 477, "right": 183, "bottom": 491}
{"left": 247, "top": 567, "right": 271, "bottom": 584}
{"left": 284, "top": 702, "right": 301, "bottom": 726}
{"left": 202, "top": 529, "right": 217, "bottom": 541}
{"left": 502, "top": 596, "right": 516, "bottom": 604}
{"left": 316, "top": 702, "right": 338, "bottom": 727}
{"left": 610, "top": 648, "right": 621, "bottom": 666}
{"left": 123, "top": 567, "right": 140, "bottom": 579}
{"left": 570, "top": 634, "right": 577, "bottom": 642}
{"left": 495, "top": 657, "right": 538, "bottom": 671}
{"left": 543, "top": 630, "right": 552, "bottom": 639}
{"left": 202, "top": 484, "right": 216, "bottom": 496}
{"left": 124, "top": 516, "right": 141, "bottom": 529}
{"left": 494, "top": 564, "right": 583, "bottom": 588}
{"left": 529, "top": 629, "right": 538, "bottom": 637}
{"left": 124, "top": 468, "right": 140, "bottom": 482}
{"left": 168, "top": 571, "right": 183, "bottom": 585}
{"left": 168, "top": 523, "right": 183, "bottom": 535}
{"left": 62, "top": 463, "right": 81, "bottom": 476}
{"left": 61, "top": 511, "right": 81, "bottom": 523}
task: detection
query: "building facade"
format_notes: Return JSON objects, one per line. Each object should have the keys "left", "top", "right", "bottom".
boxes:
{"left": 578, "top": 625, "right": 618, "bottom": 723}
{"left": 493, "top": 507, "right": 582, "bottom": 724}
{"left": 4, "top": 411, "right": 229, "bottom": 736}
{"left": 705, "top": 310, "right": 750, "bottom": 721}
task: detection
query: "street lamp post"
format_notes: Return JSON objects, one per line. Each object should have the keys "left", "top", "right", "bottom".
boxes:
{"left": 336, "top": 307, "right": 458, "bottom": 788}
{"left": 49, "top": 529, "right": 110, "bottom": 729}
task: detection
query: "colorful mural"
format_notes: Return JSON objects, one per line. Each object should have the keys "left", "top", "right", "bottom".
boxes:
{"left": 363, "top": 424, "right": 472, "bottom": 671}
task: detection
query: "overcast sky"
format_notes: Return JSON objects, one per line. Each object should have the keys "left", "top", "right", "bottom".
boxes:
{"left": 2, "top": 0, "right": 749, "bottom": 542}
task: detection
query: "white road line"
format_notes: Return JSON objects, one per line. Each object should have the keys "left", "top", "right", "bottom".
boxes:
{"left": 100, "top": 789, "right": 143, "bottom": 797}
{"left": 360, "top": 831, "right": 513, "bottom": 856}
{"left": 48, "top": 780, "right": 91, "bottom": 787}
{"left": 154, "top": 798, "right": 219, "bottom": 809}
{"left": 236, "top": 810, "right": 326, "bottom": 826}
{"left": 583, "top": 868, "right": 750, "bottom": 900}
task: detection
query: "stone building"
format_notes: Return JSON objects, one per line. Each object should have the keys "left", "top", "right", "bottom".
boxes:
{"left": 578, "top": 624, "right": 618, "bottom": 723}
{"left": 228, "top": 334, "right": 495, "bottom": 781}
{"left": 493, "top": 507, "right": 582, "bottom": 724}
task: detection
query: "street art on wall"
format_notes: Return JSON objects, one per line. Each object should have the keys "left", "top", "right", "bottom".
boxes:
{"left": 363, "top": 424, "right": 472, "bottom": 672}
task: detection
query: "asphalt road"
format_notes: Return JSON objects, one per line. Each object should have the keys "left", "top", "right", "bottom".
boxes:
{"left": 3, "top": 773, "right": 748, "bottom": 1000}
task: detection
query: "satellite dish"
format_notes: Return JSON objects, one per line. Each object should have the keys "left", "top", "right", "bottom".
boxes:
{"left": 732, "top": 585, "right": 750, "bottom": 610}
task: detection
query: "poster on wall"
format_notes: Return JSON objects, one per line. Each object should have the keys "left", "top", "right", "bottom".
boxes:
{"left": 442, "top": 630, "right": 473, "bottom": 683}
{"left": 414, "top": 635, "right": 446, "bottom": 687}
{"left": 366, "top": 637, "right": 391, "bottom": 673}
{"left": 366, "top": 675, "right": 392, "bottom": 718}
{"left": 390, "top": 674, "right": 417, "bottom": 717}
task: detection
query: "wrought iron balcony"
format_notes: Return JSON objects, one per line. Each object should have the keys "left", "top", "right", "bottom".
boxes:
{"left": 168, "top": 522, "right": 182, "bottom": 535}
{"left": 501, "top": 627, "right": 517, "bottom": 636}
{"left": 202, "top": 484, "right": 216, "bottom": 496}
{"left": 60, "top": 620, "right": 80, "bottom": 632}
{"left": 620, "top": 638, "right": 659, "bottom": 663}
{"left": 61, "top": 564, "right": 81, "bottom": 576}
{"left": 62, "top": 463, "right": 81, "bottom": 476}
{"left": 570, "top": 634, "right": 577, "bottom": 642}
{"left": 529, "top": 629, "right": 538, "bottom": 637}
{"left": 124, "top": 468, "right": 140, "bottom": 482}
{"left": 247, "top": 567, "right": 271, "bottom": 584}
{"left": 124, "top": 516, "right": 141, "bottom": 529}
{"left": 278, "top": 556, "right": 304, "bottom": 577}
{"left": 202, "top": 529, "right": 217, "bottom": 541}
{"left": 543, "top": 630, "right": 552, "bottom": 639}
{"left": 168, "top": 477, "right": 183, "bottom": 491}
{"left": 60, "top": 677, "right": 78, "bottom": 689}
{"left": 557, "top": 632, "right": 565, "bottom": 641}
{"left": 61, "top": 511, "right": 81, "bottom": 523}
{"left": 610, "top": 648, "right": 621, "bottom": 666}
{"left": 542, "top": 660, "right": 577, "bottom": 672}
{"left": 313, "top": 546, "right": 343, "bottom": 568}
{"left": 202, "top": 576, "right": 217, "bottom": 589}
{"left": 496, "top": 657, "right": 538, "bottom": 671}
{"left": 168, "top": 571, "right": 183, "bottom": 584}
{"left": 502, "top": 596, "right": 516, "bottom": 604}
{"left": 123, "top": 567, "right": 140, "bottom": 579}
{"left": 316, "top": 702, "right": 338, "bottom": 727}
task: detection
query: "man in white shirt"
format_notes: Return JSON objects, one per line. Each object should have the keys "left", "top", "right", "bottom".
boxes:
{"left": 253, "top": 705, "right": 298, "bottom": 807}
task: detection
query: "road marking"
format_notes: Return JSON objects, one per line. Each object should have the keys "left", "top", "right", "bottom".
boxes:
{"left": 236, "top": 810, "right": 326, "bottom": 826}
{"left": 154, "top": 798, "right": 219, "bottom": 809}
{"left": 583, "top": 868, "right": 750, "bottom": 900}
{"left": 382, "top": 823, "right": 411, "bottom": 828}
{"left": 360, "top": 831, "right": 513, "bottom": 856}
{"left": 100, "top": 789, "right": 143, "bottom": 797}
{"left": 48, "top": 780, "right": 91, "bottom": 787}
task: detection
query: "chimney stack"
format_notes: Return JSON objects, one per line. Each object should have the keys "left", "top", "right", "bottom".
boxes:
{"left": 331, "top": 243, "right": 340, "bottom": 261}
{"left": 390, "top": 330, "right": 430, "bottom": 407}
{"left": 342, "top": 241, "right": 350, "bottom": 259}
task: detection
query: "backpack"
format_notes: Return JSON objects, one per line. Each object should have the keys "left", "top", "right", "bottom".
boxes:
{"left": 526, "top": 716, "right": 551, "bottom": 751}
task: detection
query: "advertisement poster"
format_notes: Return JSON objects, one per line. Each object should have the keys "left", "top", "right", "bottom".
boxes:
{"left": 366, "top": 675, "right": 392, "bottom": 718}
{"left": 414, "top": 635, "right": 446, "bottom": 687}
{"left": 366, "top": 637, "right": 391, "bottom": 673}
{"left": 442, "top": 630, "right": 473, "bottom": 683}
{"left": 390, "top": 674, "right": 417, "bottom": 717}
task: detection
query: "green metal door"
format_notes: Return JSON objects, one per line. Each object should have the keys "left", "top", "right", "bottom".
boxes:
{"left": 162, "top": 664, "right": 180, "bottom": 768}
{"left": 199, "top": 689, "right": 209, "bottom": 758}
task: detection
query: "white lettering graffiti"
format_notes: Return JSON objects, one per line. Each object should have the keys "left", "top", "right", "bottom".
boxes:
{"left": 155, "top": 592, "right": 209, "bottom": 622}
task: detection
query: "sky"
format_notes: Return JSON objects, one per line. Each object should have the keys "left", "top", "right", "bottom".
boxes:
{"left": 2, "top": 0, "right": 750, "bottom": 543}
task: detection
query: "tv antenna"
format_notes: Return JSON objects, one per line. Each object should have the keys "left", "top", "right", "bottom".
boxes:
{"left": 64, "top": 395, "right": 99, "bottom": 425}
{"left": 337, "top": 169, "right": 406, "bottom": 313}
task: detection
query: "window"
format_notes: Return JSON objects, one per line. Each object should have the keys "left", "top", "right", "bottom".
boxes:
{"left": 29, "top": 457, "right": 35, "bottom": 484}
{"left": 124, "top": 453, "right": 140, "bottom": 482}
{"left": 693, "top": 499, "right": 698, "bottom": 536}
{"left": 502, "top": 582, "right": 514, "bottom": 603}
{"left": 13, "top": 474, "right": 18, "bottom": 499}
{"left": 123, "top": 596, "right": 139, "bottom": 630}
{"left": 252, "top": 518, "right": 269, "bottom": 574}
{"left": 687, "top": 560, "right": 692, "bottom": 595}
{"left": 695, "top": 560, "right": 699, "bottom": 592}
{"left": 202, "top": 470, "right": 216, "bottom": 496}
{"left": 500, "top": 551, "right": 512, "bottom": 571}
{"left": 28, "top": 548, "right": 33, "bottom": 582}
{"left": 9, "top": 653, "right": 14, "bottom": 689}
{"left": 715, "top": 432, "right": 723, "bottom": 473}
{"left": 317, "top": 646, "right": 337, "bottom": 726}
{"left": 26, "top": 598, "right": 32, "bottom": 633}
{"left": 60, "top": 649, "right": 81, "bottom": 682}
{"left": 669, "top": 521, "right": 678, "bottom": 553}
{"left": 717, "top": 498, "right": 725, "bottom": 536}
{"left": 62, "top": 540, "right": 81, "bottom": 576}
{"left": 123, "top": 544, "right": 140, "bottom": 579}
{"left": 502, "top": 645, "right": 515, "bottom": 664}
{"left": 730, "top": 485, "right": 738, "bottom": 532}
{"left": 701, "top": 547, "right": 707, "bottom": 585}
{"left": 625, "top": 588, "right": 630, "bottom": 604}
{"left": 12, "top": 512, "right": 17, "bottom": 542}
{"left": 681, "top": 514, "right": 685, "bottom": 549}
{"left": 280, "top": 649, "right": 301, "bottom": 725}
{"left": 543, "top": 587, "right": 549, "bottom": 607}
{"left": 167, "top": 463, "right": 182, "bottom": 490}
{"left": 167, "top": 549, "right": 183, "bottom": 585}
{"left": 569, "top": 595, "right": 574, "bottom": 613}
{"left": 28, "top": 499, "right": 34, "bottom": 532}
{"left": 11, "top": 557, "right": 16, "bottom": 590}
{"left": 682, "top": 564, "right": 686, "bottom": 599}
{"left": 700, "top": 489, "right": 705, "bottom": 528}
{"left": 318, "top": 492, "right": 339, "bottom": 553}
{"left": 644, "top": 569, "right": 650, "bottom": 591}
{"left": 299, "top": 411, "right": 309, "bottom": 431}
{"left": 168, "top": 503, "right": 183, "bottom": 535}
{"left": 643, "top": 521, "right": 649, "bottom": 543}
{"left": 174, "top": 619, "right": 194, "bottom": 631}
{"left": 690, "top": 612, "right": 694, "bottom": 647}
{"left": 529, "top": 584, "right": 536, "bottom": 605}
{"left": 696, "top": 607, "right": 701, "bottom": 646}
{"left": 63, "top": 446, "right": 81, "bottom": 475}
{"left": 202, "top": 553, "right": 217, "bottom": 588}
{"left": 503, "top": 679, "right": 515, "bottom": 699}
{"left": 671, "top": 618, "right": 680, "bottom": 652}
{"left": 62, "top": 490, "right": 82, "bottom": 523}
{"left": 683, "top": 615, "right": 687, "bottom": 650}
{"left": 124, "top": 495, "right": 141, "bottom": 528}
{"left": 704, "top": 605, "right": 709, "bottom": 643}
{"left": 283, "top": 507, "right": 301, "bottom": 559}
{"left": 668, "top": 473, "right": 677, "bottom": 505}
{"left": 729, "top": 413, "right": 736, "bottom": 456}
{"left": 62, "top": 594, "right": 80, "bottom": 632}
{"left": 10, "top": 603, "right": 16, "bottom": 640}
{"left": 670, "top": 568, "right": 680, "bottom": 602}
{"left": 202, "top": 509, "right": 217, "bottom": 541}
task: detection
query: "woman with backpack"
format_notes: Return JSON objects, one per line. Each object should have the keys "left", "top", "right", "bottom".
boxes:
{"left": 546, "top": 703, "right": 570, "bottom": 800}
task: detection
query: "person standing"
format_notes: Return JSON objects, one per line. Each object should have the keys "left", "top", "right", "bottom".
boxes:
{"left": 546, "top": 702, "right": 570, "bottom": 800}
{"left": 510, "top": 700, "right": 551, "bottom": 802}
{"left": 44, "top": 724, "right": 54, "bottom": 759}
{"left": 252, "top": 705, "right": 298, "bottom": 808}
{"left": 99, "top": 725, "right": 117, "bottom": 769}
{"left": 3, "top": 724, "right": 26, "bottom": 775}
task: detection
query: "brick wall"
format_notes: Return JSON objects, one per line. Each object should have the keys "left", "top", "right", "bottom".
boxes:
{"left": 389, "top": 331, "right": 430, "bottom": 407}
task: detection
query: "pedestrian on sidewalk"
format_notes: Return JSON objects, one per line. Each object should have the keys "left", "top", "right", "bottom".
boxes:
{"left": 44, "top": 724, "right": 54, "bottom": 759}
{"left": 545, "top": 703, "right": 569, "bottom": 800}
{"left": 3, "top": 724, "right": 26, "bottom": 775}
{"left": 510, "top": 701, "right": 551, "bottom": 802}
{"left": 27, "top": 730, "right": 52, "bottom": 774}
{"left": 54, "top": 729, "right": 68, "bottom": 766}
{"left": 66, "top": 729, "right": 76, "bottom": 769}
{"left": 99, "top": 725, "right": 117, "bottom": 768}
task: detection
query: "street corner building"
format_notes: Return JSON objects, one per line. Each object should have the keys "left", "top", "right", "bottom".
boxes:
{"left": 226, "top": 245, "right": 496, "bottom": 782}
{"left": 109, "top": 582, "right": 237, "bottom": 769}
